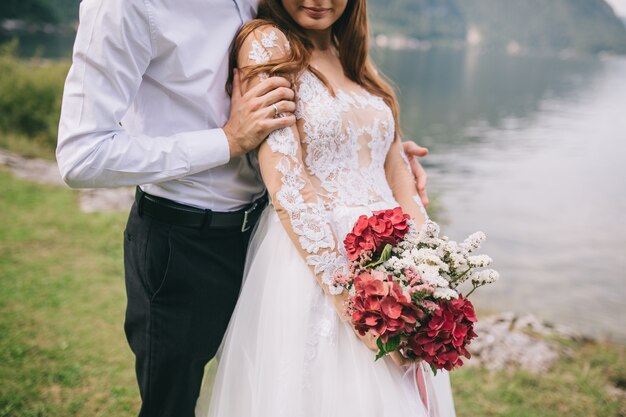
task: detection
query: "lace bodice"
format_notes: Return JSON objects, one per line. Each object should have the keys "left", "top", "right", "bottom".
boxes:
{"left": 239, "top": 26, "right": 427, "bottom": 298}
{"left": 295, "top": 70, "right": 397, "bottom": 207}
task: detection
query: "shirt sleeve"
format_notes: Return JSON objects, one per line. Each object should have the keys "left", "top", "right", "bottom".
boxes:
{"left": 238, "top": 26, "right": 348, "bottom": 301}
{"left": 385, "top": 137, "right": 429, "bottom": 224}
{"left": 56, "top": 0, "right": 231, "bottom": 189}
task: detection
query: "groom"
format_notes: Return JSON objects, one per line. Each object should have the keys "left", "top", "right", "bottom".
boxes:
{"left": 56, "top": 1, "right": 430, "bottom": 416}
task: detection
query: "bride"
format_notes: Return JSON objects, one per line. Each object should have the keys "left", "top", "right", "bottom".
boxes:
{"left": 197, "top": 0, "right": 456, "bottom": 416}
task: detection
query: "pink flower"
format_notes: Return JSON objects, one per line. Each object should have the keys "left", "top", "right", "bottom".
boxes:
{"left": 419, "top": 300, "right": 439, "bottom": 312}
{"left": 354, "top": 271, "right": 389, "bottom": 297}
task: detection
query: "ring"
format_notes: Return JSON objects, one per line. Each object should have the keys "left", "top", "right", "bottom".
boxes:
{"left": 272, "top": 103, "right": 279, "bottom": 116}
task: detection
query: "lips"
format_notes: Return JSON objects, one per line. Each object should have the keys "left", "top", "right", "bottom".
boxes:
{"left": 302, "top": 6, "right": 331, "bottom": 18}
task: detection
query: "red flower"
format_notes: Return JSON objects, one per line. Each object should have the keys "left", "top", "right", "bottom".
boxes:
{"left": 344, "top": 215, "right": 378, "bottom": 261}
{"left": 406, "top": 296, "right": 478, "bottom": 371}
{"left": 344, "top": 207, "right": 410, "bottom": 261}
{"left": 351, "top": 273, "right": 422, "bottom": 341}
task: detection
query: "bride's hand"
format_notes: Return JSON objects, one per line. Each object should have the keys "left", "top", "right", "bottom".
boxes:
{"left": 352, "top": 328, "right": 378, "bottom": 352}
{"left": 354, "top": 330, "right": 409, "bottom": 368}
{"left": 401, "top": 141, "right": 429, "bottom": 208}
{"left": 390, "top": 351, "right": 409, "bottom": 368}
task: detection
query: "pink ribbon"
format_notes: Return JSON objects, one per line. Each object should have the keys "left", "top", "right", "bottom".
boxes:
{"left": 415, "top": 363, "right": 440, "bottom": 417}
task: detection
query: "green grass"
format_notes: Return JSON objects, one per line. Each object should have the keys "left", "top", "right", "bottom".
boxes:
{"left": 452, "top": 339, "right": 626, "bottom": 417}
{"left": 0, "top": 42, "right": 70, "bottom": 157}
{"left": 0, "top": 170, "right": 624, "bottom": 416}
{"left": 0, "top": 170, "right": 137, "bottom": 416}
{"left": 0, "top": 131, "right": 58, "bottom": 160}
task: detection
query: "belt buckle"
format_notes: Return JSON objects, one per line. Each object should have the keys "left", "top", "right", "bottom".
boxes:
{"left": 241, "top": 201, "right": 258, "bottom": 232}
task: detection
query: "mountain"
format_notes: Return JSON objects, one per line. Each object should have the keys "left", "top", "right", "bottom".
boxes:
{"left": 368, "top": 0, "right": 626, "bottom": 54}
{"left": 457, "top": 0, "right": 626, "bottom": 54}
{"left": 0, "top": 0, "right": 59, "bottom": 23}
{"left": 3, "top": 0, "right": 626, "bottom": 55}
{"left": 367, "top": 0, "right": 466, "bottom": 41}
{"left": 39, "top": 0, "right": 79, "bottom": 24}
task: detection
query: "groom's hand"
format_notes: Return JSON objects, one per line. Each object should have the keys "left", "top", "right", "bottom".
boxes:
{"left": 224, "top": 69, "right": 297, "bottom": 158}
{"left": 402, "top": 141, "right": 430, "bottom": 208}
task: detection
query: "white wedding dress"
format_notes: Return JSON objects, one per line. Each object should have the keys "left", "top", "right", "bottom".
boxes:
{"left": 196, "top": 27, "right": 456, "bottom": 417}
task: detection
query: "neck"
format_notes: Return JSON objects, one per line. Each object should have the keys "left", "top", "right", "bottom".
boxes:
{"left": 306, "top": 27, "right": 333, "bottom": 51}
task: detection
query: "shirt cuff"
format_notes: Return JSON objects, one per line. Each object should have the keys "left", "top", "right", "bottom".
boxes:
{"left": 181, "top": 128, "right": 231, "bottom": 173}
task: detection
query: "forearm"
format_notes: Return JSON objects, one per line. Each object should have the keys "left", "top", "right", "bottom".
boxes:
{"left": 55, "top": 0, "right": 234, "bottom": 189}
{"left": 56, "top": 123, "right": 230, "bottom": 188}
{"left": 386, "top": 140, "right": 428, "bottom": 226}
{"left": 259, "top": 132, "right": 349, "bottom": 318}
{"left": 272, "top": 204, "right": 351, "bottom": 318}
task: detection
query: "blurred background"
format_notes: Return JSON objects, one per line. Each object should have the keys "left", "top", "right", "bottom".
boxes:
{"left": 1, "top": 0, "right": 625, "bottom": 416}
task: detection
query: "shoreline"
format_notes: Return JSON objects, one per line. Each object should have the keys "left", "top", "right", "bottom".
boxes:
{"left": 0, "top": 146, "right": 622, "bottom": 350}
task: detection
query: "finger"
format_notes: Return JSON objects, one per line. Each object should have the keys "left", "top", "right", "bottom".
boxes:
{"left": 418, "top": 188, "right": 429, "bottom": 209}
{"left": 246, "top": 76, "right": 292, "bottom": 98}
{"left": 263, "top": 114, "right": 297, "bottom": 132}
{"left": 260, "top": 86, "right": 295, "bottom": 107}
{"left": 411, "top": 159, "right": 429, "bottom": 208}
{"left": 402, "top": 140, "right": 429, "bottom": 158}
{"left": 266, "top": 100, "right": 296, "bottom": 117}
{"left": 390, "top": 351, "right": 408, "bottom": 367}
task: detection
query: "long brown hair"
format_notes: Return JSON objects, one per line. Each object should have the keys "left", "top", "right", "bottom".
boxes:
{"left": 227, "top": 0, "right": 402, "bottom": 138}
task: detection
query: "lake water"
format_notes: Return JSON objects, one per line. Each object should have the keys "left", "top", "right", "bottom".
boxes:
{"left": 374, "top": 47, "right": 626, "bottom": 341}
{"left": 7, "top": 32, "right": 626, "bottom": 341}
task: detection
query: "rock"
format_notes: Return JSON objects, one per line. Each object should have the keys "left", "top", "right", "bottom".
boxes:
{"left": 1, "top": 148, "right": 134, "bottom": 213}
{"left": 466, "top": 312, "right": 584, "bottom": 373}
{"left": 0, "top": 148, "right": 64, "bottom": 186}
{"left": 79, "top": 188, "right": 135, "bottom": 213}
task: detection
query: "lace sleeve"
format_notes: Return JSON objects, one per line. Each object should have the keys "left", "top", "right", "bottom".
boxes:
{"left": 237, "top": 26, "right": 348, "bottom": 299}
{"left": 385, "top": 137, "right": 429, "bottom": 224}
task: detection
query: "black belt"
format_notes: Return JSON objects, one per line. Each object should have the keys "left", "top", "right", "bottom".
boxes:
{"left": 135, "top": 187, "right": 268, "bottom": 232}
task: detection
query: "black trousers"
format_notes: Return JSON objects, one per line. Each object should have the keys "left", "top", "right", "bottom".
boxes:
{"left": 123, "top": 202, "right": 252, "bottom": 417}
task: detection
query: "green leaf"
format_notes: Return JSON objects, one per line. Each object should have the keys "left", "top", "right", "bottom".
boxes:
{"left": 375, "top": 337, "right": 386, "bottom": 361}
{"left": 384, "top": 334, "right": 401, "bottom": 352}
{"left": 365, "top": 244, "right": 393, "bottom": 268}
{"left": 374, "top": 334, "right": 401, "bottom": 361}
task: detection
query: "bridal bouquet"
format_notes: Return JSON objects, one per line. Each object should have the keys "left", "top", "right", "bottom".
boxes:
{"left": 337, "top": 207, "right": 499, "bottom": 373}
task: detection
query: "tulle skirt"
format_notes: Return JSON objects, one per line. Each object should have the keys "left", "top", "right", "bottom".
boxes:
{"left": 196, "top": 202, "right": 457, "bottom": 417}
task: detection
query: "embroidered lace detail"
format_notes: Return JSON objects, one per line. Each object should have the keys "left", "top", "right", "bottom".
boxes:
{"left": 268, "top": 125, "right": 347, "bottom": 294}
{"left": 304, "top": 294, "right": 337, "bottom": 389}
{"left": 242, "top": 27, "right": 424, "bottom": 296}
{"left": 261, "top": 30, "right": 279, "bottom": 48}
{"left": 296, "top": 71, "right": 396, "bottom": 207}
{"left": 248, "top": 40, "right": 270, "bottom": 64}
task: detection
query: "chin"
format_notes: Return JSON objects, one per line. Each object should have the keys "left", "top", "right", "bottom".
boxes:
{"left": 301, "top": 21, "right": 332, "bottom": 31}
{"left": 296, "top": 17, "right": 334, "bottom": 31}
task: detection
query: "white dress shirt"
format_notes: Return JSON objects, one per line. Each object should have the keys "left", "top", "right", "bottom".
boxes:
{"left": 56, "top": 0, "right": 264, "bottom": 211}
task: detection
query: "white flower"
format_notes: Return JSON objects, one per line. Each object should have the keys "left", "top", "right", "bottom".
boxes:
{"left": 471, "top": 269, "right": 500, "bottom": 285}
{"left": 468, "top": 255, "right": 493, "bottom": 268}
{"left": 461, "top": 231, "right": 486, "bottom": 253}
{"left": 417, "top": 220, "right": 441, "bottom": 241}
{"left": 433, "top": 287, "right": 459, "bottom": 300}
{"left": 449, "top": 252, "right": 468, "bottom": 269}
{"left": 415, "top": 264, "right": 449, "bottom": 288}
{"left": 382, "top": 255, "right": 409, "bottom": 274}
